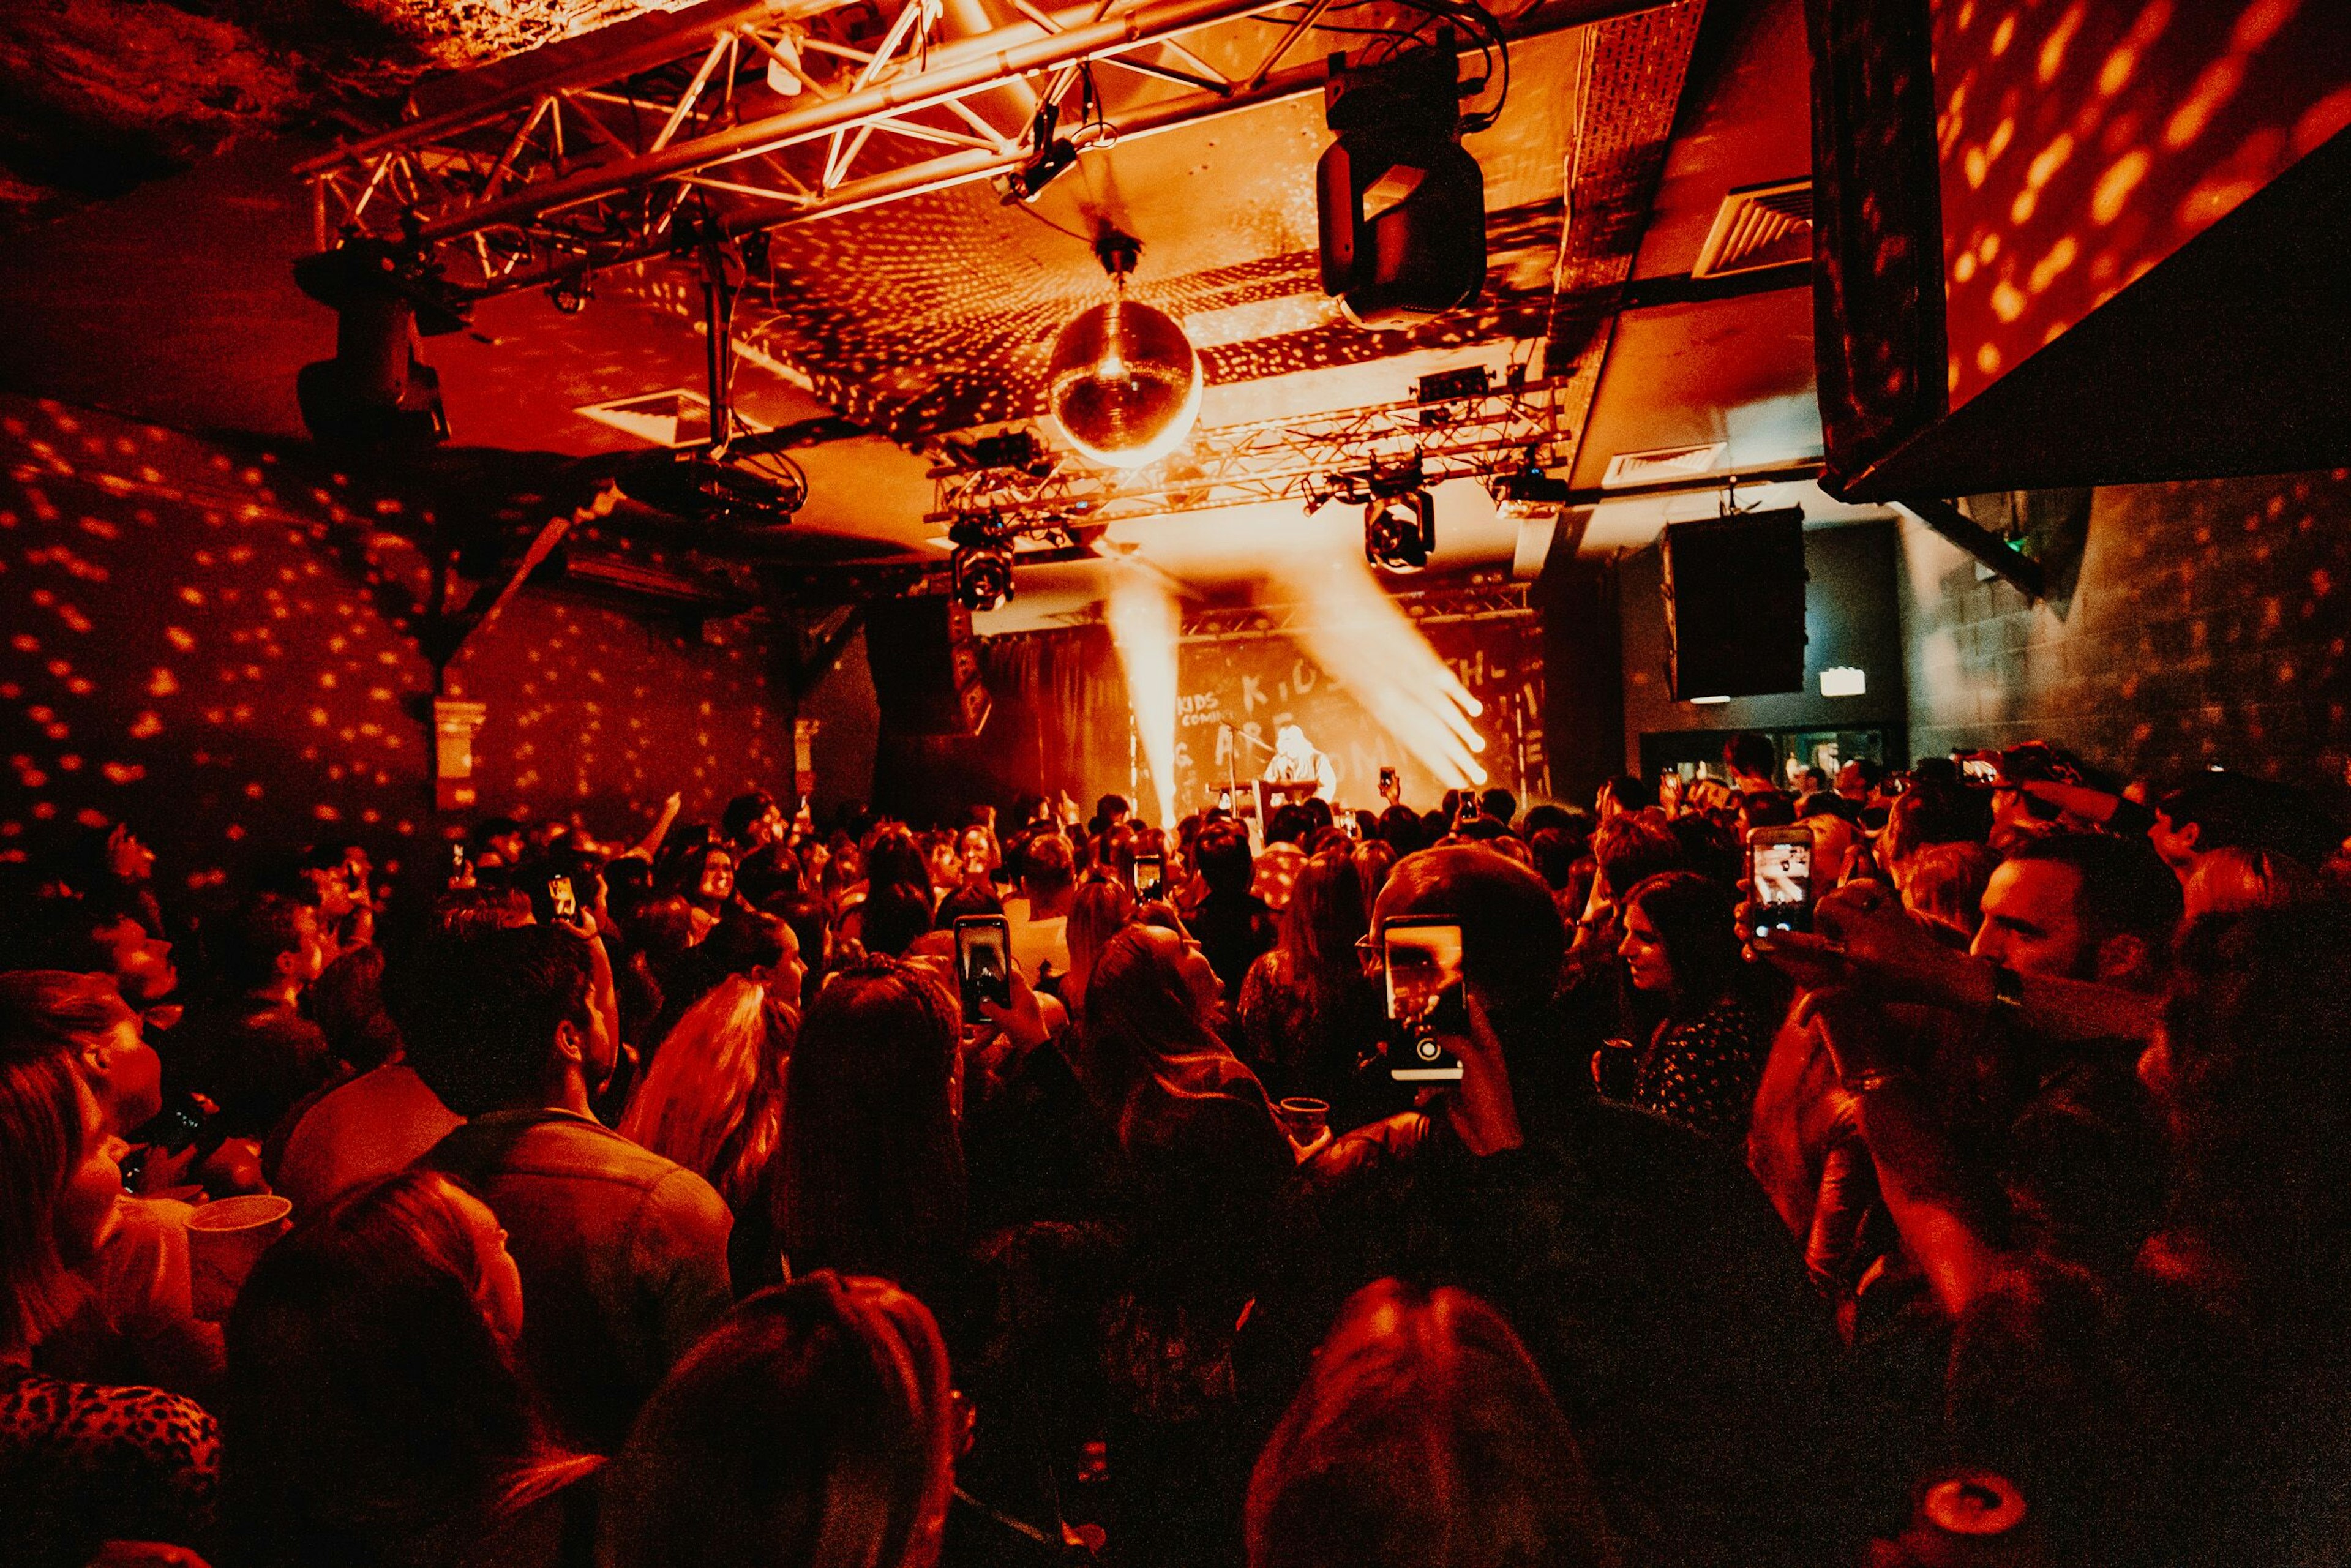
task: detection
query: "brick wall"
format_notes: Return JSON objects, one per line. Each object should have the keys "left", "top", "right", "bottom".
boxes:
{"left": 1899, "top": 468, "right": 2351, "bottom": 794}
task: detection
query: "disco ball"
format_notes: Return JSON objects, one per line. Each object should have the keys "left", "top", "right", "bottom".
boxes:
{"left": 1046, "top": 299, "right": 1203, "bottom": 470}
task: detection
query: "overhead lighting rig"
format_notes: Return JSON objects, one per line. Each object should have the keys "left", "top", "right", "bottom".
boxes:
{"left": 950, "top": 512, "right": 1018, "bottom": 612}
{"left": 1308, "top": 456, "right": 1438, "bottom": 574}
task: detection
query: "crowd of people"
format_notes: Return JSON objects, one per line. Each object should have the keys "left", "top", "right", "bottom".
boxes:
{"left": 2, "top": 734, "right": 2349, "bottom": 1568}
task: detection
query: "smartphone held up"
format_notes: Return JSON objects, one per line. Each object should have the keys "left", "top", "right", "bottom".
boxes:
{"left": 1745, "top": 825, "right": 1814, "bottom": 940}
{"left": 954, "top": 915, "right": 1013, "bottom": 1019}
{"left": 1384, "top": 916, "right": 1466, "bottom": 1082}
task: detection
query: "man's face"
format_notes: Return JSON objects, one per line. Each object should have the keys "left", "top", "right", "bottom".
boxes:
{"left": 92, "top": 914, "right": 176, "bottom": 1003}
{"left": 1971, "top": 859, "right": 2094, "bottom": 979}
{"left": 1836, "top": 762, "right": 1869, "bottom": 800}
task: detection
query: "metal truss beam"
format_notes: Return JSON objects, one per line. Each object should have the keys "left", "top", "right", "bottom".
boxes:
{"left": 298, "top": 0, "right": 1661, "bottom": 296}
{"left": 937, "top": 375, "right": 1584, "bottom": 535}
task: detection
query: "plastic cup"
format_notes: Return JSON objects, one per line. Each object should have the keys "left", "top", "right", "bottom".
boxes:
{"left": 186, "top": 1193, "right": 293, "bottom": 1322}
{"left": 1276, "top": 1097, "right": 1330, "bottom": 1147}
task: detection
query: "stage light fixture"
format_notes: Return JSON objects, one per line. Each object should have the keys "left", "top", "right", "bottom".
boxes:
{"left": 1047, "top": 228, "right": 1202, "bottom": 470}
{"left": 950, "top": 515, "right": 1017, "bottom": 612}
{"left": 1493, "top": 458, "right": 1571, "bottom": 520}
{"left": 1317, "top": 36, "right": 1494, "bottom": 327}
{"left": 293, "top": 238, "right": 466, "bottom": 452}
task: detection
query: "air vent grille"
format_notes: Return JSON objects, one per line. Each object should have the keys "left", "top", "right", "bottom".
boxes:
{"left": 1692, "top": 179, "right": 1814, "bottom": 278}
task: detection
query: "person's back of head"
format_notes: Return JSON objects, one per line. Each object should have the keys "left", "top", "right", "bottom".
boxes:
{"left": 1374, "top": 846, "right": 1565, "bottom": 1060}
{"left": 933, "top": 882, "right": 1003, "bottom": 929}
{"left": 1526, "top": 828, "right": 1580, "bottom": 893}
{"left": 1879, "top": 781, "right": 1994, "bottom": 874}
{"left": 1592, "top": 808, "right": 1682, "bottom": 900}
{"left": 859, "top": 881, "right": 935, "bottom": 959}
{"left": 1901, "top": 840, "right": 1999, "bottom": 937}
{"left": 1478, "top": 789, "right": 1517, "bottom": 830}
{"left": 1266, "top": 805, "right": 1309, "bottom": 847}
{"left": 1196, "top": 819, "right": 1256, "bottom": 898}
{"left": 1016, "top": 831, "right": 1078, "bottom": 902}
{"left": 623, "top": 973, "right": 793, "bottom": 1210}
{"left": 602, "top": 1272, "right": 956, "bottom": 1568}
{"left": 391, "top": 924, "right": 595, "bottom": 1117}
{"left": 862, "top": 831, "right": 930, "bottom": 900}
{"left": 1377, "top": 805, "right": 1422, "bottom": 855}
{"left": 2183, "top": 844, "right": 2321, "bottom": 921}
{"left": 778, "top": 959, "right": 964, "bottom": 1289}
{"left": 1247, "top": 1278, "right": 1613, "bottom": 1568}
{"left": 1738, "top": 790, "right": 1796, "bottom": 831}
{"left": 1282, "top": 852, "right": 1370, "bottom": 999}
{"left": 1597, "top": 774, "right": 1657, "bottom": 817}
{"left": 2158, "top": 771, "right": 2340, "bottom": 872}
{"left": 1067, "top": 879, "right": 1137, "bottom": 982}
{"left": 2162, "top": 898, "right": 2351, "bottom": 1306}
{"left": 1723, "top": 732, "right": 1778, "bottom": 785}
{"left": 223, "top": 1170, "right": 550, "bottom": 1568}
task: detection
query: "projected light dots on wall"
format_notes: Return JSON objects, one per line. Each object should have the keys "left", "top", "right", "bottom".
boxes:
{"left": 0, "top": 397, "right": 789, "bottom": 880}
{"left": 1934, "top": 0, "right": 2351, "bottom": 407}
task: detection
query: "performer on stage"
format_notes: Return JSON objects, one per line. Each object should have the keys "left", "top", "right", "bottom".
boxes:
{"left": 1262, "top": 724, "right": 1337, "bottom": 803}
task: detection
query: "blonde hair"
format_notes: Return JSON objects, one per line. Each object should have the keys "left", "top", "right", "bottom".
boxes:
{"left": 621, "top": 976, "right": 795, "bottom": 1211}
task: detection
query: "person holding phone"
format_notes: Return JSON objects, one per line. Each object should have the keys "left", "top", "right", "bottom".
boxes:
{"left": 1248, "top": 846, "right": 1868, "bottom": 1568}
{"left": 1614, "top": 872, "right": 1771, "bottom": 1144}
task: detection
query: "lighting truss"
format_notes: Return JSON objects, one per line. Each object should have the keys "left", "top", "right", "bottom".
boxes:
{"left": 930, "top": 372, "right": 1581, "bottom": 535}
{"left": 1179, "top": 573, "right": 1530, "bottom": 639}
{"left": 296, "top": 0, "right": 1649, "bottom": 297}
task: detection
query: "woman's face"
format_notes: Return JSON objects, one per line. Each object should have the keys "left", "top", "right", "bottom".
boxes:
{"left": 452, "top": 1187, "right": 526, "bottom": 1345}
{"left": 698, "top": 852, "right": 735, "bottom": 902}
{"left": 58, "top": 1078, "right": 125, "bottom": 1264}
{"left": 1619, "top": 902, "right": 1674, "bottom": 994}
{"left": 929, "top": 842, "right": 962, "bottom": 888}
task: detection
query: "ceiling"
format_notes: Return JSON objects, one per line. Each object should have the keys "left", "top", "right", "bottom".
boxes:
{"left": 0, "top": 0, "right": 1878, "bottom": 610}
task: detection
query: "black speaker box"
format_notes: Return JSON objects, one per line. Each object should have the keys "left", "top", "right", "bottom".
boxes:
{"left": 1661, "top": 509, "right": 1808, "bottom": 700}
{"left": 866, "top": 597, "right": 991, "bottom": 736}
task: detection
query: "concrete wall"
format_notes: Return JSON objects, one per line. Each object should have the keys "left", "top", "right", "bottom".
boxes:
{"left": 1897, "top": 469, "right": 2351, "bottom": 792}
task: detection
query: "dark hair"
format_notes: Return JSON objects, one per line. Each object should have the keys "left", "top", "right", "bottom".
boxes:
{"left": 309, "top": 943, "right": 402, "bottom": 1072}
{"left": 859, "top": 882, "right": 935, "bottom": 959}
{"left": 1880, "top": 781, "right": 1993, "bottom": 871}
{"left": 1624, "top": 872, "right": 1745, "bottom": 1015}
{"left": 1078, "top": 925, "right": 1232, "bottom": 1117}
{"left": 1195, "top": 820, "right": 1255, "bottom": 896}
{"left": 1597, "top": 774, "right": 1657, "bottom": 814}
{"left": 722, "top": 792, "right": 779, "bottom": 845}
{"left": 600, "top": 1273, "right": 956, "bottom": 1568}
{"left": 1278, "top": 852, "right": 1371, "bottom": 1026}
{"left": 2002, "top": 832, "right": 2183, "bottom": 949}
{"left": 1723, "top": 732, "right": 1779, "bottom": 781}
{"left": 1094, "top": 793, "right": 1130, "bottom": 822}
{"left": 218, "top": 891, "right": 313, "bottom": 992}
{"left": 706, "top": 912, "right": 795, "bottom": 980}
{"left": 863, "top": 830, "right": 932, "bottom": 902}
{"left": 1477, "top": 789, "right": 1517, "bottom": 828}
{"left": 1526, "top": 828, "right": 1580, "bottom": 892}
{"left": 934, "top": 883, "right": 1003, "bottom": 928}
{"left": 1247, "top": 1278, "right": 1614, "bottom": 1568}
{"left": 1521, "top": 804, "right": 1576, "bottom": 837}
{"left": 1738, "top": 790, "right": 1796, "bottom": 830}
{"left": 775, "top": 959, "right": 965, "bottom": 1296}
{"left": 1377, "top": 806, "right": 1423, "bottom": 855}
{"left": 2161, "top": 900, "right": 2351, "bottom": 1307}
{"left": 2157, "top": 772, "right": 2340, "bottom": 870}
{"left": 1592, "top": 809, "right": 1682, "bottom": 899}
{"left": 1267, "top": 805, "right": 1311, "bottom": 847}
{"left": 394, "top": 925, "right": 595, "bottom": 1117}
{"left": 223, "top": 1171, "right": 564, "bottom": 1568}
{"left": 1374, "top": 847, "right": 1566, "bottom": 1087}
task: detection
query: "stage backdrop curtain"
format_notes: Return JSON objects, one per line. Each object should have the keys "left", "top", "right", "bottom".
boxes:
{"left": 872, "top": 624, "right": 1133, "bottom": 824}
